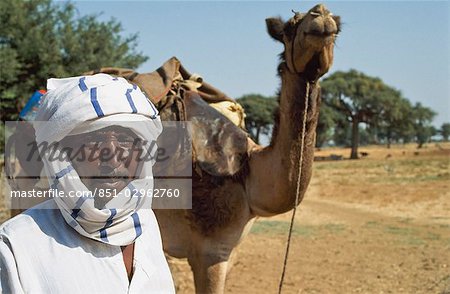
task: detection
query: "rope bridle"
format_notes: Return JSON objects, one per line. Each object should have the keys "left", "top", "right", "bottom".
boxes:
{"left": 276, "top": 11, "right": 316, "bottom": 292}
{"left": 277, "top": 77, "right": 310, "bottom": 294}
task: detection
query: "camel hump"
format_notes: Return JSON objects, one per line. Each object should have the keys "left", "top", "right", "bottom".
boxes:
{"left": 184, "top": 91, "right": 249, "bottom": 177}
{"left": 85, "top": 57, "right": 236, "bottom": 105}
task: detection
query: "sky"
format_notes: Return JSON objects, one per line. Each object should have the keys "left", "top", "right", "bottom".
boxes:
{"left": 72, "top": 1, "right": 449, "bottom": 128}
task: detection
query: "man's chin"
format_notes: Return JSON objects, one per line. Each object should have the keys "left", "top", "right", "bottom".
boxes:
{"left": 92, "top": 179, "right": 127, "bottom": 192}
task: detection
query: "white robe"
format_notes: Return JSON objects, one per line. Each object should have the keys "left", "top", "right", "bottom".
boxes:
{"left": 0, "top": 199, "right": 175, "bottom": 294}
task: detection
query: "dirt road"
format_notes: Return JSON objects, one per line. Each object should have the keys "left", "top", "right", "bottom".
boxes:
{"left": 164, "top": 145, "right": 450, "bottom": 293}
{"left": 225, "top": 196, "right": 449, "bottom": 294}
{"left": 170, "top": 192, "right": 449, "bottom": 293}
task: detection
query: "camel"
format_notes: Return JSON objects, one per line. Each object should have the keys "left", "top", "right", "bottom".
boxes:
{"left": 154, "top": 4, "right": 340, "bottom": 293}
{"left": 5, "top": 4, "right": 340, "bottom": 293}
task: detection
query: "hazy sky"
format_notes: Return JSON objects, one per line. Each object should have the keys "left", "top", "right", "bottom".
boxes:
{"left": 73, "top": 1, "right": 449, "bottom": 127}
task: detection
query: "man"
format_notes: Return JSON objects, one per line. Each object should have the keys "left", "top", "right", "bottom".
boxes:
{"left": 0, "top": 74, "right": 175, "bottom": 293}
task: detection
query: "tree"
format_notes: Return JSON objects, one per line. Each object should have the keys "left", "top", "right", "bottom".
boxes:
{"left": 321, "top": 70, "right": 392, "bottom": 159}
{"left": 238, "top": 94, "right": 277, "bottom": 144}
{"left": 332, "top": 114, "right": 352, "bottom": 147}
{"left": 0, "top": 0, "right": 148, "bottom": 122}
{"left": 440, "top": 123, "right": 450, "bottom": 141}
{"left": 412, "top": 102, "right": 436, "bottom": 148}
{"left": 316, "top": 104, "right": 340, "bottom": 147}
{"left": 375, "top": 89, "right": 415, "bottom": 148}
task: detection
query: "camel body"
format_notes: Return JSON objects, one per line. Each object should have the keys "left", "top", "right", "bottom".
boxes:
{"left": 157, "top": 4, "right": 340, "bottom": 293}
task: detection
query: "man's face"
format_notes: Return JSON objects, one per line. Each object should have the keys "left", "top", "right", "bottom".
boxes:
{"left": 61, "top": 126, "right": 143, "bottom": 207}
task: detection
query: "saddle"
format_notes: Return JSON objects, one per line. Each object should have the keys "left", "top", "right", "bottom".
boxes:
{"left": 85, "top": 57, "right": 249, "bottom": 177}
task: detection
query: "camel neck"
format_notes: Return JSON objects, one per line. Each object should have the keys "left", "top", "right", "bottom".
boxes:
{"left": 271, "top": 66, "right": 318, "bottom": 149}
{"left": 246, "top": 65, "right": 320, "bottom": 216}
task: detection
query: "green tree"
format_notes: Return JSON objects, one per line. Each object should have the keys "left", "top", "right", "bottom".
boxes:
{"left": 440, "top": 123, "right": 450, "bottom": 141}
{"left": 412, "top": 102, "right": 436, "bottom": 148}
{"left": 358, "top": 125, "right": 372, "bottom": 146}
{"left": 321, "top": 70, "right": 392, "bottom": 159}
{"left": 376, "top": 90, "right": 415, "bottom": 148}
{"left": 316, "top": 104, "right": 340, "bottom": 147}
{"left": 238, "top": 94, "right": 277, "bottom": 144}
{"left": 364, "top": 124, "right": 381, "bottom": 145}
{"left": 0, "top": 0, "right": 148, "bottom": 121}
{"left": 332, "top": 114, "right": 352, "bottom": 147}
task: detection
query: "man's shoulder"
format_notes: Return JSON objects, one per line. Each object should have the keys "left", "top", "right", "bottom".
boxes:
{"left": 0, "top": 199, "right": 61, "bottom": 238}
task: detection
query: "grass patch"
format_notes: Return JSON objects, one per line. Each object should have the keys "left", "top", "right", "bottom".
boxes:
{"left": 383, "top": 226, "right": 426, "bottom": 246}
{"left": 250, "top": 221, "right": 347, "bottom": 237}
{"left": 314, "top": 160, "right": 384, "bottom": 171}
{"left": 425, "top": 232, "right": 441, "bottom": 241}
{"left": 384, "top": 226, "right": 417, "bottom": 236}
{"left": 382, "top": 225, "right": 445, "bottom": 246}
{"left": 403, "top": 236, "right": 426, "bottom": 246}
{"left": 323, "top": 223, "right": 346, "bottom": 233}
{"left": 397, "top": 217, "right": 413, "bottom": 224}
{"left": 250, "top": 220, "right": 315, "bottom": 237}
{"left": 364, "top": 221, "right": 380, "bottom": 228}
{"left": 315, "top": 154, "right": 449, "bottom": 187}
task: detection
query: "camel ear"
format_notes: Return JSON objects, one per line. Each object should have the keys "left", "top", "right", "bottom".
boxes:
{"left": 266, "top": 17, "right": 284, "bottom": 42}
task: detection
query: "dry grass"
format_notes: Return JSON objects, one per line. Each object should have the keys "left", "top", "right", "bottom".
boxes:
{"left": 313, "top": 142, "right": 450, "bottom": 219}
{"left": 224, "top": 142, "right": 450, "bottom": 294}
{"left": 165, "top": 143, "right": 450, "bottom": 293}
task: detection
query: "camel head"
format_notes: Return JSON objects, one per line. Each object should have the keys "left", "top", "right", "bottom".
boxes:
{"left": 266, "top": 4, "right": 340, "bottom": 81}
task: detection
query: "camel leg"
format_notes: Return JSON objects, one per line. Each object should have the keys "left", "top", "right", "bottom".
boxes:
{"left": 189, "top": 257, "right": 228, "bottom": 294}
{"left": 188, "top": 241, "right": 232, "bottom": 294}
{"left": 226, "top": 246, "right": 239, "bottom": 275}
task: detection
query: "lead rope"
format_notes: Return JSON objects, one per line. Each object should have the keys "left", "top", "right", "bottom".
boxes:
{"left": 278, "top": 81, "right": 310, "bottom": 294}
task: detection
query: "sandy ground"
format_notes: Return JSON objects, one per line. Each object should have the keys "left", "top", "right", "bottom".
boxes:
{"left": 224, "top": 198, "right": 450, "bottom": 294}
{"left": 1, "top": 143, "right": 449, "bottom": 293}
{"left": 168, "top": 143, "right": 450, "bottom": 293}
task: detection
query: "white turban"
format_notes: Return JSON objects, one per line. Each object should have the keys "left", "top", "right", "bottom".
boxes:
{"left": 34, "top": 74, "right": 162, "bottom": 246}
